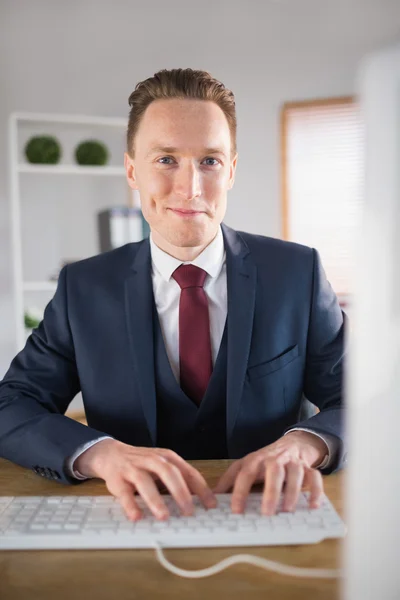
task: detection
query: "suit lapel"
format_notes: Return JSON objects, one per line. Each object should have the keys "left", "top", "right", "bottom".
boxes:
{"left": 221, "top": 224, "right": 257, "bottom": 446}
{"left": 124, "top": 239, "right": 157, "bottom": 445}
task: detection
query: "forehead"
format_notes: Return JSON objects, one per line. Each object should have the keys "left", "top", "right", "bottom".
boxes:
{"left": 135, "top": 98, "right": 231, "bottom": 153}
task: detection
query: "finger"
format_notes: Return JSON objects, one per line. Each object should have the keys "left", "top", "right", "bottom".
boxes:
{"left": 126, "top": 468, "right": 170, "bottom": 520}
{"left": 304, "top": 467, "right": 324, "bottom": 509}
{"left": 281, "top": 461, "right": 305, "bottom": 512}
{"left": 139, "top": 456, "right": 195, "bottom": 516}
{"left": 261, "top": 459, "right": 286, "bottom": 516}
{"left": 111, "top": 481, "right": 143, "bottom": 521}
{"left": 159, "top": 450, "right": 217, "bottom": 509}
{"left": 212, "top": 461, "right": 243, "bottom": 494}
{"left": 230, "top": 460, "right": 261, "bottom": 514}
{"left": 178, "top": 464, "right": 217, "bottom": 508}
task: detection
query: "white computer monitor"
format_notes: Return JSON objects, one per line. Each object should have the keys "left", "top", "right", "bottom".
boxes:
{"left": 343, "top": 41, "right": 400, "bottom": 599}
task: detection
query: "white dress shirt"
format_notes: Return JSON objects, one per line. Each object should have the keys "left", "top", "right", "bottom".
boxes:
{"left": 67, "top": 226, "right": 337, "bottom": 479}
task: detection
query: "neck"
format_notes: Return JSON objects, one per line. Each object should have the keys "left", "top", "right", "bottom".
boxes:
{"left": 150, "top": 229, "right": 218, "bottom": 262}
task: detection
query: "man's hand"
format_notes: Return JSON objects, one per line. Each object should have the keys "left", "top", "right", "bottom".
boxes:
{"left": 213, "top": 430, "right": 328, "bottom": 515}
{"left": 74, "top": 439, "right": 217, "bottom": 521}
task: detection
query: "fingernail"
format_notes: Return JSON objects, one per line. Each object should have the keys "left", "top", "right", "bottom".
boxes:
{"left": 262, "top": 504, "right": 274, "bottom": 516}
{"left": 206, "top": 493, "right": 217, "bottom": 507}
{"left": 183, "top": 503, "right": 194, "bottom": 515}
{"left": 231, "top": 497, "right": 244, "bottom": 512}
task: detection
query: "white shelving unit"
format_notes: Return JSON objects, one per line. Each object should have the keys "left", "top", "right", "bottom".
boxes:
{"left": 18, "top": 164, "right": 126, "bottom": 176}
{"left": 9, "top": 112, "right": 131, "bottom": 351}
{"left": 22, "top": 281, "right": 58, "bottom": 292}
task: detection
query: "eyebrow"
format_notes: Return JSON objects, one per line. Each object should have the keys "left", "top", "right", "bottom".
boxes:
{"left": 145, "top": 146, "right": 227, "bottom": 158}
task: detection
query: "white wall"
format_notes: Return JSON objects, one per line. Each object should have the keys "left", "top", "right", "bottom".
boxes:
{"left": 1, "top": 0, "right": 400, "bottom": 379}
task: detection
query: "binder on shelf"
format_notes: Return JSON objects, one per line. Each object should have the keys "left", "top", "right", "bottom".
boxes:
{"left": 127, "top": 208, "right": 143, "bottom": 244}
{"left": 97, "top": 207, "right": 148, "bottom": 252}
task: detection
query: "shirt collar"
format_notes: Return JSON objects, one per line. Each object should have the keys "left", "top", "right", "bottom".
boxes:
{"left": 149, "top": 226, "right": 225, "bottom": 282}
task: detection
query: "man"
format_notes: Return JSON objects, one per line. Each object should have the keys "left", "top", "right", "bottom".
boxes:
{"left": 0, "top": 68, "right": 346, "bottom": 522}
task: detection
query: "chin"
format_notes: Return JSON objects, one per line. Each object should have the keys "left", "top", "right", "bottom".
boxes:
{"left": 170, "top": 234, "right": 206, "bottom": 248}
{"left": 167, "top": 225, "right": 211, "bottom": 248}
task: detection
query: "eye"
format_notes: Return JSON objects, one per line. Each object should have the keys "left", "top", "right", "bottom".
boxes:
{"left": 156, "top": 156, "right": 220, "bottom": 166}
{"left": 203, "top": 157, "right": 220, "bottom": 166}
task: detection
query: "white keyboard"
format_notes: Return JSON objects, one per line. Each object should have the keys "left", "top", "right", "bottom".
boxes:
{"left": 0, "top": 492, "right": 346, "bottom": 550}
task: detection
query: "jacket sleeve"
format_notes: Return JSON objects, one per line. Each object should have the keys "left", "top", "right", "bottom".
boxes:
{"left": 284, "top": 248, "right": 348, "bottom": 475}
{"left": 0, "top": 265, "right": 113, "bottom": 485}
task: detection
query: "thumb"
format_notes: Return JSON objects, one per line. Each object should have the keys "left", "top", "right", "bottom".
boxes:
{"left": 213, "top": 461, "right": 242, "bottom": 493}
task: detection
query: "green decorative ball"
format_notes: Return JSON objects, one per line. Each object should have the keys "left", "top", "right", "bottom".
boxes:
{"left": 25, "top": 136, "right": 61, "bottom": 164}
{"left": 24, "top": 312, "right": 41, "bottom": 329}
{"left": 75, "top": 140, "right": 108, "bottom": 166}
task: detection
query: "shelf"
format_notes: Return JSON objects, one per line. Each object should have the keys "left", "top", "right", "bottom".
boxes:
{"left": 12, "top": 112, "right": 127, "bottom": 127}
{"left": 10, "top": 111, "right": 128, "bottom": 351}
{"left": 18, "top": 164, "right": 126, "bottom": 176}
{"left": 23, "top": 281, "right": 58, "bottom": 292}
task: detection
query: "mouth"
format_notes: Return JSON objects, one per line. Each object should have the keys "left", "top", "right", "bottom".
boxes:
{"left": 169, "top": 208, "right": 204, "bottom": 218}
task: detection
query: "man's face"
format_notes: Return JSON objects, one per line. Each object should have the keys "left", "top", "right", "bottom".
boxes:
{"left": 124, "top": 98, "right": 237, "bottom": 251}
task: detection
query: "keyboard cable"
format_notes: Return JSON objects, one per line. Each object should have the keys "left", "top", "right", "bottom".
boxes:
{"left": 152, "top": 541, "right": 344, "bottom": 579}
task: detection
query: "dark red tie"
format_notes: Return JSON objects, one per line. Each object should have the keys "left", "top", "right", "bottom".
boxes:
{"left": 172, "top": 264, "right": 212, "bottom": 405}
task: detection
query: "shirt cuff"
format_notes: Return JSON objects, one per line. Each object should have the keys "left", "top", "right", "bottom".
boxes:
{"left": 66, "top": 436, "right": 115, "bottom": 480}
{"left": 284, "top": 428, "right": 338, "bottom": 469}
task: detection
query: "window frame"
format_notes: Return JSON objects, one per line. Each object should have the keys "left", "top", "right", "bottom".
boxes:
{"left": 280, "top": 95, "right": 357, "bottom": 309}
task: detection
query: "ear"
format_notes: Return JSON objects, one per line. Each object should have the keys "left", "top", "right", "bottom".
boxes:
{"left": 227, "top": 153, "right": 238, "bottom": 190}
{"left": 124, "top": 152, "right": 139, "bottom": 190}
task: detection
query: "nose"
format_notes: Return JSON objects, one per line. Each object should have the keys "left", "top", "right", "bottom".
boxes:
{"left": 174, "top": 162, "right": 202, "bottom": 201}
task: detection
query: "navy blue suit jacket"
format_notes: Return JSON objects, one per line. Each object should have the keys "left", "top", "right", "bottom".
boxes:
{"left": 0, "top": 224, "right": 347, "bottom": 484}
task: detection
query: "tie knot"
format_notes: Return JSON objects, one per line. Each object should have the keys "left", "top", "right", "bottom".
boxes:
{"left": 172, "top": 264, "right": 208, "bottom": 289}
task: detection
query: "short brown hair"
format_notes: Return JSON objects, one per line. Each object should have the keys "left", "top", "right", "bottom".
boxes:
{"left": 127, "top": 68, "right": 237, "bottom": 159}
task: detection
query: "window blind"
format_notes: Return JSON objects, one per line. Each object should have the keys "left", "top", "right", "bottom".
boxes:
{"left": 281, "top": 98, "right": 364, "bottom": 298}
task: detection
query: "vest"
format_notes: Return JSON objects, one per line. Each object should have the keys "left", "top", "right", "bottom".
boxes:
{"left": 153, "top": 302, "right": 229, "bottom": 459}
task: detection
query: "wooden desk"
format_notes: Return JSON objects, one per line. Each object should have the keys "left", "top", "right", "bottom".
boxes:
{"left": 0, "top": 458, "right": 345, "bottom": 600}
